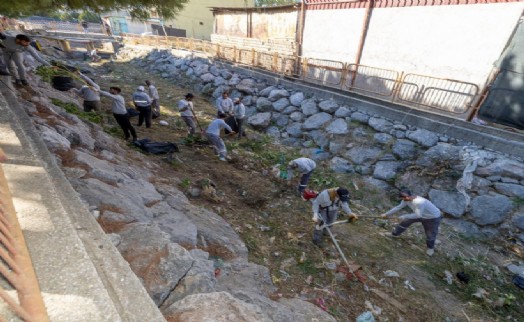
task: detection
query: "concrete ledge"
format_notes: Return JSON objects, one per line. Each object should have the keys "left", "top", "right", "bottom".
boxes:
{"left": 0, "top": 88, "right": 165, "bottom": 321}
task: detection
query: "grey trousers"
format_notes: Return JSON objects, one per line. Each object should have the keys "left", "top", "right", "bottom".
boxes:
{"left": 392, "top": 216, "right": 442, "bottom": 249}
{"left": 3, "top": 51, "right": 25, "bottom": 80}
{"left": 182, "top": 116, "right": 196, "bottom": 135}
{"left": 206, "top": 133, "right": 226, "bottom": 158}
{"left": 313, "top": 208, "right": 338, "bottom": 242}
{"left": 298, "top": 170, "right": 313, "bottom": 192}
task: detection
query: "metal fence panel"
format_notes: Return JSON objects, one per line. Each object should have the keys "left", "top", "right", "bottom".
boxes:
{"left": 344, "top": 64, "right": 399, "bottom": 97}
{"left": 397, "top": 74, "right": 479, "bottom": 114}
{"left": 302, "top": 58, "right": 344, "bottom": 86}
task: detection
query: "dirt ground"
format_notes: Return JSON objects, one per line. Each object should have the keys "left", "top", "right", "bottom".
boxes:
{"left": 65, "top": 58, "right": 524, "bottom": 322}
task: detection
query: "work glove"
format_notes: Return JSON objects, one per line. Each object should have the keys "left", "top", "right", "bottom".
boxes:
{"left": 380, "top": 214, "right": 388, "bottom": 219}
{"left": 347, "top": 213, "right": 358, "bottom": 222}
{"left": 312, "top": 213, "right": 320, "bottom": 223}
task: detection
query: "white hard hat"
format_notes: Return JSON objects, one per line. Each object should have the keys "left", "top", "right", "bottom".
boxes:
{"left": 137, "top": 85, "right": 145, "bottom": 91}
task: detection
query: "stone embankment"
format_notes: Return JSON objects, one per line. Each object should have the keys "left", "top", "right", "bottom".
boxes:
{"left": 120, "top": 46, "right": 524, "bottom": 242}
{"left": 13, "top": 68, "right": 336, "bottom": 320}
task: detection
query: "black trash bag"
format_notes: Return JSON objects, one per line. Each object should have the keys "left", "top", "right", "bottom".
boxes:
{"left": 514, "top": 275, "right": 524, "bottom": 290}
{"left": 224, "top": 115, "right": 239, "bottom": 135}
{"left": 52, "top": 76, "right": 76, "bottom": 91}
{"left": 152, "top": 107, "right": 160, "bottom": 119}
{"left": 126, "top": 108, "right": 139, "bottom": 118}
{"left": 133, "top": 138, "right": 179, "bottom": 154}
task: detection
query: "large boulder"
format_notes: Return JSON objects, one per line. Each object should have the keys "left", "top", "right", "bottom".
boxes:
{"left": 513, "top": 213, "right": 524, "bottom": 230}
{"left": 494, "top": 183, "right": 524, "bottom": 198}
{"left": 286, "top": 122, "right": 303, "bottom": 138}
{"left": 368, "top": 117, "right": 394, "bottom": 133}
{"left": 259, "top": 86, "right": 276, "bottom": 97}
{"left": 289, "top": 111, "right": 305, "bottom": 122}
{"left": 470, "top": 194, "right": 513, "bottom": 225}
{"left": 160, "top": 256, "right": 216, "bottom": 310}
{"left": 443, "top": 219, "right": 482, "bottom": 238}
{"left": 406, "top": 129, "right": 439, "bottom": 147}
{"left": 416, "top": 143, "right": 462, "bottom": 167}
{"left": 248, "top": 113, "right": 272, "bottom": 129}
{"left": 117, "top": 223, "right": 194, "bottom": 305}
{"left": 256, "top": 97, "right": 274, "bottom": 112}
{"left": 330, "top": 157, "right": 355, "bottom": 173}
{"left": 428, "top": 189, "right": 467, "bottom": 218}
{"left": 268, "top": 89, "right": 290, "bottom": 101}
{"left": 374, "top": 133, "right": 394, "bottom": 145}
{"left": 326, "top": 118, "right": 349, "bottom": 135}
{"left": 36, "top": 124, "right": 71, "bottom": 152}
{"left": 318, "top": 100, "right": 339, "bottom": 113}
{"left": 300, "top": 99, "right": 318, "bottom": 116}
{"left": 373, "top": 161, "right": 405, "bottom": 180}
{"left": 289, "top": 92, "right": 305, "bottom": 106}
{"left": 392, "top": 139, "right": 418, "bottom": 160}
{"left": 236, "top": 78, "right": 257, "bottom": 95}
{"left": 272, "top": 98, "right": 290, "bottom": 112}
{"left": 394, "top": 171, "right": 432, "bottom": 196}
{"left": 275, "top": 114, "right": 289, "bottom": 127}
{"left": 302, "top": 113, "right": 332, "bottom": 130}
{"left": 334, "top": 105, "right": 352, "bottom": 118}
{"left": 163, "top": 292, "right": 272, "bottom": 322}
{"left": 215, "top": 259, "right": 276, "bottom": 296}
{"left": 351, "top": 112, "right": 370, "bottom": 124}
{"left": 282, "top": 105, "right": 299, "bottom": 115}
{"left": 476, "top": 159, "right": 524, "bottom": 180}
{"left": 345, "top": 146, "right": 382, "bottom": 165}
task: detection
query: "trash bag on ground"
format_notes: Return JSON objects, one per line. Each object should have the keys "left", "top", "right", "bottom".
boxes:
{"left": 224, "top": 115, "right": 239, "bottom": 134}
{"left": 133, "top": 138, "right": 179, "bottom": 154}
{"left": 126, "top": 108, "right": 139, "bottom": 118}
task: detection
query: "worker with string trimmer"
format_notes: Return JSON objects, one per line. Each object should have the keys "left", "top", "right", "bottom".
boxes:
{"left": 308, "top": 187, "right": 358, "bottom": 248}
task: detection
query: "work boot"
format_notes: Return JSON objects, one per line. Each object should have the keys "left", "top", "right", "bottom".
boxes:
{"left": 313, "top": 239, "right": 323, "bottom": 248}
{"left": 426, "top": 248, "right": 435, "bottom": 256}
{"left": 15, "top": 79, "right": 23, "bottom": 86}
{"left": 20, "top": 79, "right": 29, "bottom": 86}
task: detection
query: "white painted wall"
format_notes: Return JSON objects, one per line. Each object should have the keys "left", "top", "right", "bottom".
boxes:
{"left": 302, "top": 3, "right": 524, "bottom": 87}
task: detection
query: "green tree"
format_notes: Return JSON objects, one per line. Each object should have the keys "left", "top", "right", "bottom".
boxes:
{"left": 0, "top": 0, "right": 188, "bottom": 20}
{"left": 78, "top": 11, "right": 100, "bottom": 23}
{"left": 256, "top": 0, "right": 296, "bottom": 6}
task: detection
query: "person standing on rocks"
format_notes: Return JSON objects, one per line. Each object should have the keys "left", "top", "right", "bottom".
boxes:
{"left": 0, "top": 33, "right": 51, "bottom": 86}
{"left": 287, "top": 157, "right": 316, "bottom": 193}
{"left": 381, "top": 188, "right": 442, "bottom": 256}
{"left": 132, "top": 85, "right": 152, "bottom": 128}
{"left": 215, "top": 91, "right": 233, "bottom": 116}
{"left": 232, "top": 97, "right": 246, "bottom": 139}
{"left": 145, "top": 80, "right": 160, "bottom": 118}
{"left": 178, "top": 93, "right": 196, "bottom": 136}
{"left": 99, "top": 86, "right": 137, "bottom": 142}
{"left": 72, "top": 73, "right": 100, "bottom": 112}
{"left": 206, "top": 113, "right": 233, "bottom": 161}
{"left": 311, "top": 187, "right": 355, "bottom": 247}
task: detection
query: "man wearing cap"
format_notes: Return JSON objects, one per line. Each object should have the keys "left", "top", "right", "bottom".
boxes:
{"left": 232, "top": 97, "right": 246, "bottom": 138}
{"left": 311, "top": 187, "right": 355, "bottom": 247}
{"left": 287, "top": 157, "right": 316, "bottom": 193}
{"left": 216, "top": 91, "right": 233, "bottom": 116}
{"left": 99, "top": 86, "right": 137, "bottom": 142}
{"left": 132, "top": 85, "right": 152, "bottom": 128}
{"left": 0, "top": 33, "right": 51, "bottom": 86}
{"left": 178, "top": 93, "right": 196, "bottom": 135}
{"left": 381, "top": 188, "right": 442, "bottom": 256}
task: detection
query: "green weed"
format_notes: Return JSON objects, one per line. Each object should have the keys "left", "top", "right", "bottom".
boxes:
{"left": 51, "top": 98, "right": 103, "bottom": 124}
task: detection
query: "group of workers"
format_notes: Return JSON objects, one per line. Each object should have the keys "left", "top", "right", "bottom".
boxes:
{"left": 288, "top": 157, "right": 442, "bottom": 256}
{"left": 0, "top": 32, "right": 443, "bottom": 257}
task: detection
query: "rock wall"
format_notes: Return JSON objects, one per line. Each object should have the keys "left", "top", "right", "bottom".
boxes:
{"left": 120, "top": 46, "right": 524, "bottom": 242}
{"left": 19, "top": 78, "right": 336, "bottom": 321}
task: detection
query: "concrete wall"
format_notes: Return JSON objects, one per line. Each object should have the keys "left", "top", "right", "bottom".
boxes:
{"left": 168, "top": 0, "right": 255, "bottom": 40}
{"left": 302, "top": 3, "right": 524, "bottom": 87}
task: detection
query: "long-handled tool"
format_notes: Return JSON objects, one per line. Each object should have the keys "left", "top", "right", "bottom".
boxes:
{"left": 189, "top": 105, "right": 204, "bottom": 134}
{"left": 317, "top": 219, "right": 359, "bottom": 281}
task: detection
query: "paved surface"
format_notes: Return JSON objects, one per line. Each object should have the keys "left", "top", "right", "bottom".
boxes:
{"left": 0, "top": 79, "right": 165, "bottom": 321}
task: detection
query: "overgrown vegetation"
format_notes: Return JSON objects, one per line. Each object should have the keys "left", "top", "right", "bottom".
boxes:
{"left": 420, "top": 254, "right": 524, "bottom": 319}
{"left": 51, "top": 98, "right": 102, "bottom": 124}
{"left": 36, "top": 66, "right": 70, "bottom": 83}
